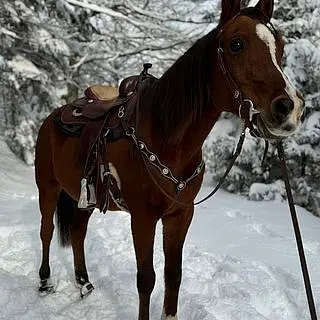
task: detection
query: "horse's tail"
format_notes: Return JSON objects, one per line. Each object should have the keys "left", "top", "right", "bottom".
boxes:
{"left": 56, "top": 190, "right": 76, "bottom": 247}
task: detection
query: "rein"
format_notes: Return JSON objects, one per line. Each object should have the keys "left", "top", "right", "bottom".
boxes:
{"left": 277, "top": 141, "right": 318, "bottom": 320}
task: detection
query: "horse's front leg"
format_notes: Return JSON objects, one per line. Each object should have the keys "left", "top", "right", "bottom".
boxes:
{"left": 161, "top": 207, "right": 194, "bottom": 319}
{"left": 131, "top": 214, "right": 157, "bottom": 320}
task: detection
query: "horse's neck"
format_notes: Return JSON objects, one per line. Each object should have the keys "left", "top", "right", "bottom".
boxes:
{"left": 136, "top": 30, "right": 237, "bottom": 172}
{"left": 138, "top": 73, "right": 222, "bottom": 172}
{"left": 181, "top": 107, "right": 222, "bottom": 157}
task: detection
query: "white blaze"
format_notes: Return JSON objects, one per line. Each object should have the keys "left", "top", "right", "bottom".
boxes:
{"left": 255, "top": 23, "right": 302, "bottom": 128}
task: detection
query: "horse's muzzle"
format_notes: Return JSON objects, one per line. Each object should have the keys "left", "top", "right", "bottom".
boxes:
{"left": 253, "top": 113, "right": 300, "bottom": 140}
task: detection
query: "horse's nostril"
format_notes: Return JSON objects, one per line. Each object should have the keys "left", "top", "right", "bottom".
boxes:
{"left": 275, "top": 98, "right": 294, "bottom": 118}
{"left": 282, "top": 123, "right": 294, "bottom": 132}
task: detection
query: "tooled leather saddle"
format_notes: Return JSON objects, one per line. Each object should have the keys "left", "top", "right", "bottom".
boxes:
{"left": 56, "top": 63, "right": 156, "bottom": 213}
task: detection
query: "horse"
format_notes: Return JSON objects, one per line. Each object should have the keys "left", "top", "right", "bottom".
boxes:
{"left": 35, "top": 0, "right": 304, "bottom": 319}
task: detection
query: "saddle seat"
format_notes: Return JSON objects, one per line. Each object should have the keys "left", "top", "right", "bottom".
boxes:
{"left": 86, "top": 85, "right": 119, "bottom": 101}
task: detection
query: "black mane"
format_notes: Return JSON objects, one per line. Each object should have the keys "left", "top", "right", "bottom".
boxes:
{"left": 150, "top": 29, "right": 218, "bottom": 143}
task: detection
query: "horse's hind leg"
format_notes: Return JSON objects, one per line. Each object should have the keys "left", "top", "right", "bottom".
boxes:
{"left": 38, "top": 181, "right": 60, "bottom": 294}
{"left": 161, "top": 208, "right": 194, "bottom": 319}
{"left": 55, "top": 191, "right": 94, "bottom": 297}
{"left": 70, "top": 208, "right": 94, "bottom": 298}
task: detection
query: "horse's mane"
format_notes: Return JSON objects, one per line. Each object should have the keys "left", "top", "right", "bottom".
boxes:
{"left": 150, "top": 29, "right": 218, "bottom": 144}
{"left": 146, "top": 7, "right": 275, "bottom": 145}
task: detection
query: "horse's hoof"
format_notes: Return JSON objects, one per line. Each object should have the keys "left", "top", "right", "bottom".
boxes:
{"left": 38, "top": 278, "right": 55, "bottom": 296}
{"left": 80, "top": 282, "right": 94, "bottom": 299}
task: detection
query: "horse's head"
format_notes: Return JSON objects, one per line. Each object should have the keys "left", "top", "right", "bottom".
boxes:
{"left": 215, "top": 0, "right": 304, "bottom": 139}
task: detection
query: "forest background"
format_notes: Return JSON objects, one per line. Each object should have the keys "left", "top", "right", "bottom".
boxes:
{"left": 0, "top": 0, "right": 319, "bottom": 215}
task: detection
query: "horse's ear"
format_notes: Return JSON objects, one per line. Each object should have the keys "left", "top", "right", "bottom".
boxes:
{"left": 219, "top": 0, "right": 241, "bottom": 26}
{"left": 255, "top": 0, "right": 274, "bottom": 22}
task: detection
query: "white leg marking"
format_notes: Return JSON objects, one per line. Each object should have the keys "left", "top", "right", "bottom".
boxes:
{"left": 161, "top": 310, "right": 177, "bottom": 320}
{"left": 256, "top": 24, "right": 303, "bottom": 131}
{"left": 108, "top": 162, "right": 121, "bottom": 190}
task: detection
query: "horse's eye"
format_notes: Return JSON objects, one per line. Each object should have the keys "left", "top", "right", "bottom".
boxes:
{"left": 229, "top": 38, "right": 244, "bottom": 54}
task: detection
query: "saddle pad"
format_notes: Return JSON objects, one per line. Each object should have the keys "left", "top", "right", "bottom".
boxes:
{"left": 53, "top": 111, "right": 83, "bottom": 136}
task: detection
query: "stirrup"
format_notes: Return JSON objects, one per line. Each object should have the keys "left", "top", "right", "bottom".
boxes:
{"left": 78, "top": 178, "right": 88, "bottom": 208}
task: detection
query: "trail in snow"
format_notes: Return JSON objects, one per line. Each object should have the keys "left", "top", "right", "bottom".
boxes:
{"left": 0, "top": 140, "right": 319, "bottom": 320}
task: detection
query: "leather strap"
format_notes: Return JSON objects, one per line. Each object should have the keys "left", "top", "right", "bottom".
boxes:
{"left": 277, "top": 141, "right": 317, "bottom": 320}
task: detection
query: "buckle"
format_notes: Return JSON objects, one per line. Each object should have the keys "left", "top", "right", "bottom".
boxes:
{"left": 125, "top": 127, "right": 135, "bottom": 136}
{"left": 239, "top": 99, "right": 260, "bottom": 121}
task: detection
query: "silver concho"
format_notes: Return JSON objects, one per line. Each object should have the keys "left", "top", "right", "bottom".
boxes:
{"left": 162, "top": 168, "right": 169, "bottom": 175}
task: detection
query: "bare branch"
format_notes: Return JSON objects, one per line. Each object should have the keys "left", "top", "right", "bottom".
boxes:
{"left": 64, "top": 0, "right": 186, "bottom": 37}
{"left": 124, "top": 0, "right": 208, "bottom": 24}
{"left": 0, "top": 27, "right": 22, "bottom": 39}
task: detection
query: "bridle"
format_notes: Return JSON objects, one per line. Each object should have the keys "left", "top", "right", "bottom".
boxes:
{"left": 215, "top": 11, "right": 269, "bottom": 131}
{"left": 215, "top": 8, "right": 281, "bottom": 130}
{"left": 217, "top": 43, "right": 260, "bottom": 129}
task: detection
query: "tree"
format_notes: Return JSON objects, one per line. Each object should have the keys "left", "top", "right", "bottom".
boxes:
{"left": 1, "top": 0, "right": 319, "bottom": 216}
{"left": 0, "top": 0, "right": 215, "bottom": 163}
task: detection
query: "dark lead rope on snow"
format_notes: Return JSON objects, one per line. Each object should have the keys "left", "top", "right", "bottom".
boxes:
{"left": 277, "top": 141, "right": 318, "bottom": 320}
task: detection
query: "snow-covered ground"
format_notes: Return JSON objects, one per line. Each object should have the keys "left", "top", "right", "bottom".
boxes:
{"left": 0, "top": 139, "right": 319, "bottom": 320}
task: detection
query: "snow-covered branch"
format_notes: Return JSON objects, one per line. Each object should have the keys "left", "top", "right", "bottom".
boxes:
{"left": 64, "top": 0, "right": 186, "bottom": 37}
{"left": 74, "top": 40, "right": 188, "bottom": 66}
{"left": 123, "top": 0, "right": 208, "bottom": 24}
{"left": 0, "top": 27, "right": 21, "bottom": 39}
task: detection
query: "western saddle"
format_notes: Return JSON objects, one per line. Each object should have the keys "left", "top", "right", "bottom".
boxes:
{"left": 58, "top": 63, "right": 155, "bottom": 212}
{"left": 61, "top": 73, "right": 143, "bottom": 123}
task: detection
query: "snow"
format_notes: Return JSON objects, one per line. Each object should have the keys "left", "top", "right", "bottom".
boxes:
{"left": 0, "top": 139, "right": 320, "bottom": 320}
{"left": 305, "top": 112, "right": 320, "bottom": 131}
{"left": 7, "top": 55, "right": 44, "bottom": 80}
{"left": 33, "top": 29, "right": 70, "bottom": 57}
{"left": 248, "top": 180, "right": 285, "bottom": 201}
{"left": 207, "top": 117, "right": 239, "bottom": 142}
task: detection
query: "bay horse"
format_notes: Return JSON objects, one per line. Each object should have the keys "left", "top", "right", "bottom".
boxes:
{"left": 35, "top": 0, "right": 304, "bottom": 319}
